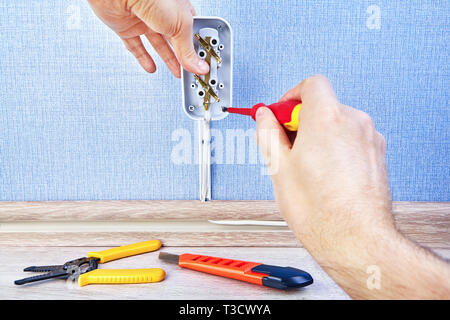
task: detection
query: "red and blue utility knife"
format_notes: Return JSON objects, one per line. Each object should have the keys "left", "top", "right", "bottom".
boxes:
{"left": 159, "top": 252, "right": 313, "bottom": 289}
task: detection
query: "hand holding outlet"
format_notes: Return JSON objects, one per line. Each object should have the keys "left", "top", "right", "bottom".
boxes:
{"left": 88, "top": 0, "right": 209, "bottom": 77}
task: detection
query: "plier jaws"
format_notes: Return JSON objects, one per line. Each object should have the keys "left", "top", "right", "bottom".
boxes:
{"left": 15, "top": 257, "right": 99, "bottom": 285}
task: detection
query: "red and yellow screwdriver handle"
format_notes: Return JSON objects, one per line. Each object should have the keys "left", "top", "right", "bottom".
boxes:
{"left": 78, "top": 240, "right": 166, "bottom": 286}
{"left": 225, "top": 100, "right": 302, "bottom": 131}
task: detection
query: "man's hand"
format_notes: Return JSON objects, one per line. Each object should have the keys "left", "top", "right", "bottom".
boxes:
{"left": 88, "top": 0, "right": 209, "bottom": 77}
{"left": 256, "top": 75, "right": 393, "bottom": 244}
{"left": 256, "top": 75, "right": 450, "bottom": 299}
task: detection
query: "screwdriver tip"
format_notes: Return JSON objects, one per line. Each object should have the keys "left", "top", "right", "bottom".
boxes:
{"left": 222, "top": 107, "right": 228, "bottom": 112}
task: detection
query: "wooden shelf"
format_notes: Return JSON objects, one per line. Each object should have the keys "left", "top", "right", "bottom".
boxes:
{"left": 0, "top": 201, "right": 448, "bottom": 249}
{"left": 0, "top": 201, "right": 448, "bottom": 300}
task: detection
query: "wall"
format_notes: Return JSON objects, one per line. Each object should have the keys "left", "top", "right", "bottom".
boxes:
{"left": 0, "top": 1, "right": 448, "bottom": 201}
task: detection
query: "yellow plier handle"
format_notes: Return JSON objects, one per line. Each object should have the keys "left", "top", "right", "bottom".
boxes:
{"left": 87, "top": 240, "right": 162, "bottom": 263}
{"left": 78, "top": 268, "right": 165, "bottom": 286}
{"left": 78, "top": 240, "right": 165, "bottom": 286}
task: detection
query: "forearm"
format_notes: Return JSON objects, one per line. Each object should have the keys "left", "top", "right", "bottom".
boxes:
{"left": 292, "top": 217, "right": 450, "bottom": 299}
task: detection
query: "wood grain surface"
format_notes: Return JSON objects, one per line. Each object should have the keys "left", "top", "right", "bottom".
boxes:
{"left": 0, "top": 200, "right": 281, "bottom": 221}
{"left": 0, "top": 246, "right": 349, "bottom": 300}
{"left": 0, "top": 201, "right": 449, "bottom": 300}
{"left": 1, "top": 200, "right": 448, "bottom": 221}
{"left": 0, "top": 201, "right": 448, "bottom": 249}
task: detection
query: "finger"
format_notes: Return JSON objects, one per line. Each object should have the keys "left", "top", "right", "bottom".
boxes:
{"left": 187, "top": 1, "right": 196, "bottom": 16}
{"left": 278, "top": 86, "right": 302, "bottom": 103}
{"left": 279, "top": 75, "right": 338, "bottom": 106}
{"left": 376, "top": 132, "right": 387, "bottom": 156}
{"left": 279, "top": 75, "right": 339, "bottom": 143}
{"left": 255, "top": 107, "right": 291, "bottom": 176}
{"left": 116, "top": 21, "right": 150, "bottom": 39}
{"left": 145, "top": 31, "right": 181, "bottom": 78}
{"left": 131, "top": 0, "right": 207, "bottom": 74}
{"left": 169, "top": 14, "right": 209, "bottom": 75}
{"left": 122, "top": 36, "right": 156, "bottom": 73}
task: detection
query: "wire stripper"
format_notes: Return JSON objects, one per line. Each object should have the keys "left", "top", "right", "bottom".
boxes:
{"left": 14, "top": 240, "right": 166, "bottom": 286}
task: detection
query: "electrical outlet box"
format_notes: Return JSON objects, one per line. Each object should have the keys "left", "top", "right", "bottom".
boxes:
{"left": 181, "top": 16, "right": 232, "bottom": 121}
{"left": 181, "top": 17, "right": 232, "bottom": 201}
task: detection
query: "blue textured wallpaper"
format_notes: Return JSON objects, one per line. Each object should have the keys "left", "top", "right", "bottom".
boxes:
{"left": 0, "top": 1, "right": 449, "bottom": 201}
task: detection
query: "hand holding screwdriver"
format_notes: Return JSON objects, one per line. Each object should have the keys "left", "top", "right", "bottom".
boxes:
{"left": 254, "top": 75, "right": 450, "bottom": 299}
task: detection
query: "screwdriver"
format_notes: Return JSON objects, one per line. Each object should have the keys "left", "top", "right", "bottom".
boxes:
{"left": 159, "top": 252, "right": 313, "bottom": 290}
{"left": 222, "top": 100, "right": 302, "bottom": 131}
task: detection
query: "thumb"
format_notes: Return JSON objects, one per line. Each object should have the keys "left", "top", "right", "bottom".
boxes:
{"left": 170, "top": 17, "right": 209, "bottom": 75}
{"left": 256, "top": 107, "right": 291, "bottom": 175}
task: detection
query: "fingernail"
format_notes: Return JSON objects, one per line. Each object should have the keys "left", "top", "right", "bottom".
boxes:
{"left": 255, "top": 107, "right": 269, "bottom": 120}
{"left": 197, "top": 59, "right": 209, "bottom": 73}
